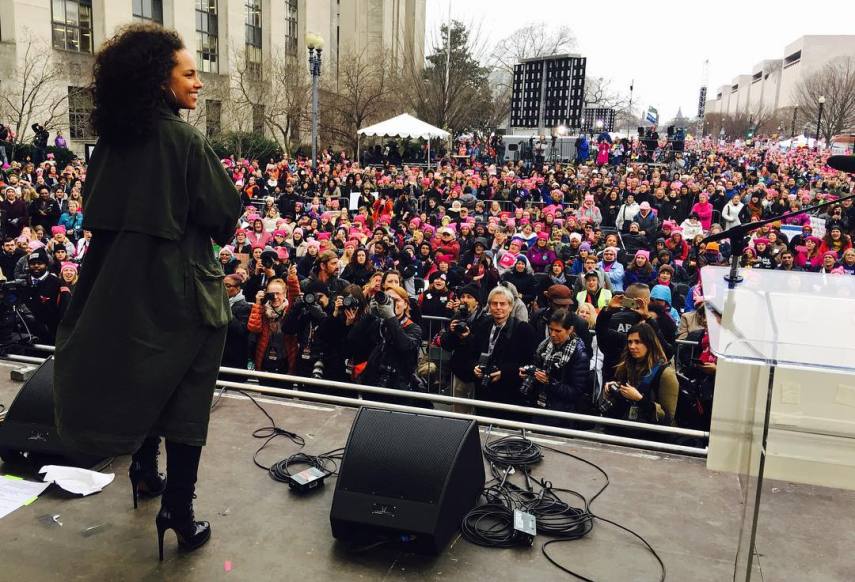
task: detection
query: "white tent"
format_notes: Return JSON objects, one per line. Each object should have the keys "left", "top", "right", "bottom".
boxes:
{"left": 356, "top": 113, "right": 449, "bottom": 163}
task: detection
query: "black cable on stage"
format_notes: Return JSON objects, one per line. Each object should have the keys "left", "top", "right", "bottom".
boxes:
{"left": 267, "top": 448, "right": 346, "bottom": 483}
{"left": 234, "top": 389, "right": 306, "bottom": 472}
{"left": 483, "top": 432, "right": 543, "bottom": 467}
{"left": 538, "top": 444, "right": 667, "bottom": 582}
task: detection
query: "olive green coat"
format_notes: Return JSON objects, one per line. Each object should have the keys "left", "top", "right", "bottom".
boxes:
{"left": 53, "top": 105, "right": 241, "bottom": 456}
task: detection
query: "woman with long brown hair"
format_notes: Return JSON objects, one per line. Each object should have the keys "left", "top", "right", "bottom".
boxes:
{"left": 602, "top": 321, "right": 678, "bottom": 425}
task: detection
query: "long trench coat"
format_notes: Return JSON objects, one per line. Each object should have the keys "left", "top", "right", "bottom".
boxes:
{"left": 53, "top": 104, "right": 241, "bottom": 456}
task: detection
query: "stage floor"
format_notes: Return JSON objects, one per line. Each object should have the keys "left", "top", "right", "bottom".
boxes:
{"left": 0, "top": 360, "right": 853, "bottom": 581}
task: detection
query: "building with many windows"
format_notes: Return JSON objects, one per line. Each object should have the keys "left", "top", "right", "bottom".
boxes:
{"left": 0, "top": 0, "right": 425, "bottom": 154}
{"left": 704, "top": 35, "right": 855, "bottom": 122}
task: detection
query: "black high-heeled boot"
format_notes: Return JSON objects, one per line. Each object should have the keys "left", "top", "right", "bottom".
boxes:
{"left": 156, "top": 441, "right": 211, "bottom": 561}
{"left": 129, "top": 436, "right": 166, "bottom": 509}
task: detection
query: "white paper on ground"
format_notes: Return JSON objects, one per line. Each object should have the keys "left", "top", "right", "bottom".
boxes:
{"left": 0, "top": 475, "right": 50, "bottom": 518}
{"left": 39, "top": 465, "right": 115, "bottom": 496}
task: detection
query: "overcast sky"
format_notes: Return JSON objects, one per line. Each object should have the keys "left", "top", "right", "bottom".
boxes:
{"left": 426, "top": 0, "right": 855, "bottom": 123}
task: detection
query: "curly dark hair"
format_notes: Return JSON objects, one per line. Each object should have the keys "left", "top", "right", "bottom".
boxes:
{"left": 90, "top": 24, "right": 184, "bottom": 144}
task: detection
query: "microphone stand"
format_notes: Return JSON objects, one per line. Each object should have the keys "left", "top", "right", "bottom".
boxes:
{"left": 702, "top": 191, "right": 855, "bottom": 289}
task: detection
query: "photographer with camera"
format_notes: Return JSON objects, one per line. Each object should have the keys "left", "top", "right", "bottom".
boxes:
{"left": 351, "top": 285, "right": 423, "bottom": 404}
{"left": 284, "top": 279, "right": 332, "bottom": 379}
{"left": 23, "top": 247, "right": 61, "bottom": 343}
{"left": 245, "top": 248, "right": 286, "bottom": 301}
{"left": 315, "top": 284, "right": 366, "bottom": 383}
{"left": 519, "top": 309, "right": 590, "bottom": 426}
{"left": 442, "top": 285, "right": 535, "bottom": 417}
{"left": 439, "top": 283, "right": 485, "bottom": 414}
{"left": 598, "top": 321, "right": 678, "bottom": 427}
{"left": 247, "top": 268, "right": 301, "bottom": 375}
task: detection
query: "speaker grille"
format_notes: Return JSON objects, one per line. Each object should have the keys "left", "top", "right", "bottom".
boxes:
{"left": 338, "top": 409, "right": 471, "bottom": 503}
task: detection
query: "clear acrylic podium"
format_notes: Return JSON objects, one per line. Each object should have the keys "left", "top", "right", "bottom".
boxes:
{"left": 701, "top": 266, "right": 855, "bottom": 581}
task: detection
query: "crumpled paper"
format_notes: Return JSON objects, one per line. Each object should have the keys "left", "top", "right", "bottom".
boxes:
{"left": 39, "top": 465, "right": 115, "bottom": 496}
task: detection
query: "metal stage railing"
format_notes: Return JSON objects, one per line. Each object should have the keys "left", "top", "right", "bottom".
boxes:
{"left": 6, "top": 346, "right": 708, "bottom": 457}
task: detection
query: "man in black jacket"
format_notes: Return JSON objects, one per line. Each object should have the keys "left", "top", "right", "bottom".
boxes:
{"left": 23, "top": 247, "right": 61, "bottom": 344}
{"left": 441, "top": 285, "right": 535, "bottom": 417}
{"left": 439, "top": 283, "right": 486, "bottom": 414}
{"left": 0, "top": 237, "right": 24, "bottom": 280}
{"left": 29, "top": 186, "right": 61, "bottom": 234}
{"left": 221, "top": 274, "right": 252, "bottom": 370}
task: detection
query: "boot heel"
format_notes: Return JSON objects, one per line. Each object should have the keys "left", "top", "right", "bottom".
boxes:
{"left": 157, "top": 522, "right": 167, "bottom": 561}
{"left": 131, "top": 475, "right": 140, "bottom": 509}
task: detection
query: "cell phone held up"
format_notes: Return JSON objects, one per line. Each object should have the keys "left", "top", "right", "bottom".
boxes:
{"left": 620, "top": 296, "right": 638, "bottom": 310}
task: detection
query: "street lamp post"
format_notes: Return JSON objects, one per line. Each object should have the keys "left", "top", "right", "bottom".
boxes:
{"left": 815, "top": 95, "right": 826, "bottom": 149}
{"left": 306, "top": 32, "right": 324, "bottom": 171}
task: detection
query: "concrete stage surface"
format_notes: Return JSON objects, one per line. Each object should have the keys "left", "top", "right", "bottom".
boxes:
{"left": 0, "top": 361, "right": 853, "bottom": 581}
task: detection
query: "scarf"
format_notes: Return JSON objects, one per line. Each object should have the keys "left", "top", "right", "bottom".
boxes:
{"left": 228, "top": 291, "right": 245, "bottom": 307}
{"left": 538, "top": 335, "right": 580, "bottom": 373}
{"left": 264, "top": 301, "right": 287, "bottom": 334}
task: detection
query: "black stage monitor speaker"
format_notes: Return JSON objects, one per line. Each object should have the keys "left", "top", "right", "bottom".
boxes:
{"left": 0, "top": 357, "right": 105, "bottom": 468}
{"left": 330, "top": 408, "right": 485, "bottom": 554}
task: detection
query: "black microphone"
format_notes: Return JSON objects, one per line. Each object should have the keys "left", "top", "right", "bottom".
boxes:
{"left": 702, "top": 190, "right": 855, "bottom": 245}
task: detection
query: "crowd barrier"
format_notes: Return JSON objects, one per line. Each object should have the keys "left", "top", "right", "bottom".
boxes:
{"left": 7, "top": 345, "right": 708, "bottom": 457}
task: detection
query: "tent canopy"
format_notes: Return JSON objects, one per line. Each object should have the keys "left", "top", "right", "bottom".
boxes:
{"left": 357, "top": 113, "right": 449, "bottom": 140}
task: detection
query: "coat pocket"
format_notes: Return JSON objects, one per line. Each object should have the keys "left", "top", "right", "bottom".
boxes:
{"left": 192, "top": 262, "right": 229, "bottom": 327}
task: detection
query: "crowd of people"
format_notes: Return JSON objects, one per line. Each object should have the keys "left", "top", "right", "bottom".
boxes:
{"left": 1, "top": 130, "right": 853, "bottom": 435}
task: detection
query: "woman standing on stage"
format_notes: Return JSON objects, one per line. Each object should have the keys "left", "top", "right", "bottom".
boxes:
{"left": 53, "top": 25, "right": 240, "bottom": 561}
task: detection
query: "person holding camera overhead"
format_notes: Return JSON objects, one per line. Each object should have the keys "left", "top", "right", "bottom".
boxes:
{"left": 599, "top": 321, "right": 678, "bottom": 427}
{"left": 350, "top": 286, "right": 423, "bottom": 403}
{"left": 519, "top": 309, "right": 590, "bottom": 425}
{"left": 247, "top": 266, "right": 301, "bottom": 374}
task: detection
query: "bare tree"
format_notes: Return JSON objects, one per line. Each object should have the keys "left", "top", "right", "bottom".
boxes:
{"left": 0, "top": 32, "right": 74, "bottom": 158}
{"left": 490, "top": 23, "right": 577, "bottom": 82}
{"left": 319, "top": 49, "right": 398, "bottom": 156}
{"left": 793, "top": 57, "right": 855, "bottom": 141}
{"left": 231, "top": 47, "right": 310, "bottom": 155}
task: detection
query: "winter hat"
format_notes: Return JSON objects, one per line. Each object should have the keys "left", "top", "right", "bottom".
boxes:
{"left": 706, "top": 242, "right": 720, "bottom": 252}
{"left": 51, "top": 226, "right": 65, "bottom": 235}
{"left": 579, "top": 242, "right": 592, "bottom": 252}
{"left": 292, "top": 227, "right": 304, "bottom": 237}
{"left": 28, "top": 240, "right": 45, "bottom": 252}
{"left": 639, "top": 201, "right": 651, "bottom": 210}
{"left": 651, "top": 285, "right": 672, "bottom": 306}
{"left": 634, "top": 249, "right": 650, "bottom": 261}
{"left": 60, "top": 261, "right": 78, "bottom": 274}
{"left": 536, "top": 231, "right": 549, "bottom": 241}
{"left": 823, "top": 251, "right": 838, "bottom": 260}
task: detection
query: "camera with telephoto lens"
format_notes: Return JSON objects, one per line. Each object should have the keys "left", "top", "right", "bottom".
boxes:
{"left": 376, "top": 362, "right": 397, "bottom": 388}
{"left": 598, "top": 381, "right": 622, "bottom": 415}
{"left": 451, "top": 305, "right": 470, "bottom": 335}
{"left": 311, "top": 358, "right": 325, "bottom": 379}
{"left": 519, "top": 364, "right": 540, "bottom": 398}
{"left": 303, "top": 292, "right": 317, "bottom": 306}
{"left": 341, "top": 295, "right": 358, "bottom": 309}
{"left": 374, "top": 291, "right": 391, "bottom": 306}
{"left": 477, "top": 353, "right": 497, "bottom": 390}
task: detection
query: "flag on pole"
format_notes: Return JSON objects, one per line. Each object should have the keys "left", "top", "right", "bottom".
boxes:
{"left": 645, "top": 106, "right": 658, "bottom": 124}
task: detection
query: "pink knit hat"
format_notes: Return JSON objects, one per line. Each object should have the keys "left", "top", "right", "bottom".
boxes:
{"left": 51, "top": 226, "right": 65, "bottom": 235}
{"left": 60, "top": 261, "right": 78, "bottom": 273}
{"left": 635, "top": 249, "right": 650, "bottom": 261}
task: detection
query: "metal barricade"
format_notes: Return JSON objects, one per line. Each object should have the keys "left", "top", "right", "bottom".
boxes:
{"left": 6, "top": 347, "right": 709, "bottom": 456}
{"left": 420, "top": 315, "right": 452, "bottom": 394}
